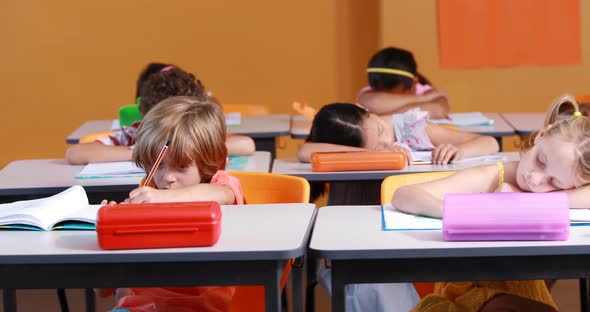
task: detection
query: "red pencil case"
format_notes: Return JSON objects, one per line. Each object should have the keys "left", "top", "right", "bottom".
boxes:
{"left": 310, "top": 151, "right": 407, "bottom": 172}
{"left": 96, "top": 201, "right": 222, "bottom": 250}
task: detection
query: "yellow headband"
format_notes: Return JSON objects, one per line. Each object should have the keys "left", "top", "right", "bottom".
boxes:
{"left": 366, "top": 67, "right": 415, "bottom": 79}
{"left": 574, "top": 111, "right": 582, "bottom": 117}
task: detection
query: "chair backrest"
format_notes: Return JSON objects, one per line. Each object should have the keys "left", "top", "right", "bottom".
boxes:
{"left": 222, "top": 104, "right": 270, "bottom": 117}
{"left": 380, "top": 171, "right": 456, "bottom": 205}
{"left": 380, "top": 171, "right": 455, "bottom": 299}
{"left": 79, "top": 131, "right": 117, "bottom": 144}
{"left": 576, "top": 94, "right": 590, "bottom": 104}
{"left": 229, "top": 171, "right": 310, "bottom": 204}
{"left": 119, "top": 104, "right": 142, "bottom": 128}
{"left": 227, "top": 171, "right": 309, "bottom": 311}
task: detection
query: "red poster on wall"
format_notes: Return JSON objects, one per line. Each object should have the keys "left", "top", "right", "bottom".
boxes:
{"left": 437, "top": 0, "right": 580, "bottom": 68}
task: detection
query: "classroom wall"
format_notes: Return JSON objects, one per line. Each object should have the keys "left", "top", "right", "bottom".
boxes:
{"left": 0, "top": 0, "right": 378, "bottom": 168}
{"left": 379, "top": 0, "right": 590, "bottom": 113}
{"left": 4, "top": 0, "right": 589, "bottom": 168}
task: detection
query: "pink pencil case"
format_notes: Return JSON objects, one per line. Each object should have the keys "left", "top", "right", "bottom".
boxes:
{"left": 442, "top": 192, "right": 569, "bottom": 241}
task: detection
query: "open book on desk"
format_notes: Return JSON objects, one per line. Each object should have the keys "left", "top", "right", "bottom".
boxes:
{"left": 0, "top": 185, "right": 100, "bottom": 231}
{"left": 76, "top": 161, "right": 145, "bottom": 179}
{"left": 382, "top": 205, "right": 590, "bottom": 231}
{"left": 430, "top": 112, "right": 494, "bottom": 127}
{"left": 410, "top": 152, "right": 507, "bottom": 165}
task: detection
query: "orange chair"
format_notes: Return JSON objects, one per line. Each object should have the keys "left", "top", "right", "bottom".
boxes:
{"left": 222, "top": 104, "right": 270, "bottom": 116}
{"left": 78, "top": 131, "right": 116, "bottom": 143}
{"left": 381, "top": 171, "right": 455, "bottom": 298}
{"left": 575, "top": 94, "right": 590, "bottom": 104}
{"left": 228, "top": 171, "right": 310, "bottom": 311}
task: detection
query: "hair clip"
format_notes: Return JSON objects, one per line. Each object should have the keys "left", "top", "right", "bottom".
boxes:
{"left": 160, "top": 65, "right": 175, "bottom": 72}
{"left": 574, "top": 111, "right": 582, "bottom": 117}
{"left": 366, "top": 68, "right": 415, "bottom": 79}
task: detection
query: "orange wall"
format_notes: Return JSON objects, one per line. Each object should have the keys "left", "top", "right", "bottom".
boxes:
{"left": 379, "top": 0, "right": 590, "bottom": 113}
{"left": 6, "top": 1, "right": 588, "bottom": 169}
{"left": 0, "top": 0, "right": 379, "bottom": 168}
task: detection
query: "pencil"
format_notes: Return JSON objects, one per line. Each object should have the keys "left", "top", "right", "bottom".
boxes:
{"left": 142, "top": 140, "right": 169, "bottom": 187}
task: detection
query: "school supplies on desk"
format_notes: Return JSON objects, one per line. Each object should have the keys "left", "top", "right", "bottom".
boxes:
{"left": 225, "top": 112, "right": 241, "bottom": 126}
{"left": 410, "top": 151, "right": 507, "bottom": 165}
{"left": 76, "top": 161, "right": 145, "bottom": 179}
{"left": 0, "top": 185, "right": 100, "bottom": 231}
{"left": 96, "top": 201, "right": 222, "bottom": 250}
{"left": 381, "top": 205, "right": 442, "bottom": 231}
{"left": 383, "top": 204, "right": 590, "bottom": 231}
{"left": 310, "top": 151, "right": 407, "bottom": 172}
{"left": 431, "top": 112, "right": 494, "bottom": 127}
{"left": 443, "top": 193, "right": 569, "bottom": 241}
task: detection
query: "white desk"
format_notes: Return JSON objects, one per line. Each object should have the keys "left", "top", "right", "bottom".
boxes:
{"left": 0, "top": 203, "right": 316, "bottom": 312}
{"left": 291, "top": 113, "right": 516, "bottom": 150}
{"left": 0, "top": 152, "right": 271, "bottom": 204}
{"left": 67, "top": 116, "right": 291, "bottom": 158}
{"left": 501, "top": 112, "right": 545, "bottom": 136}
{"left": 272, "top": 153, "right": 519, "bottom": 205}
{"left": 310, "top": 205, "right": 590, "bottom": 312}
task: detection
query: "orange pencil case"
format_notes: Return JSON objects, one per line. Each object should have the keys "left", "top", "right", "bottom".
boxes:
{"left": 310, "top": 151, "right": 407, "bottom": 172}
{"left": 96, "top": 201, "right": 222, "bottom": 250}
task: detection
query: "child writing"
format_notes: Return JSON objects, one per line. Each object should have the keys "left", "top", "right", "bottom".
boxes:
{"left": 297, "top": 103, "right": 499, "bottom": 165}
{"left": 392, "top": 94, "right": 590, "bottom": 312}
{"left": 66, "top": 66, "right": 255, "bottom": 165}
{"left": 357, "top": 47, "right": 450, "bottom": 119}
{"left": 105, "top": 95, "right": 244, "bottom": 311}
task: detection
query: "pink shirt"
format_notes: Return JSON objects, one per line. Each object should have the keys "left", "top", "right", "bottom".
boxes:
{"left": 210, "top": 170, "right": 244, "bottom": 205}
{"left": 113, "top": 170, "right": 244, "bottom": 312}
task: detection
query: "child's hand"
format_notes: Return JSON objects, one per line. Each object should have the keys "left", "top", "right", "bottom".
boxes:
{"left": 431, "top": 144, "right": 463, "bottom": 165}
{"left": 495, "top": 182, "right": 522, "bottom": 193}
{"left": 100, "top": 199, "right": 118, "bottom": 206}
{"left": 128, "top": 186, "right": 165, "bottom": 204}
{"left": 424, "top": 89, "right": 448, "bottom": 102}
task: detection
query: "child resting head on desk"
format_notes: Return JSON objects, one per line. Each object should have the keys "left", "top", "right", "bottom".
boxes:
{"left": 102, "top": 95, "right": 244, "bottom": 312}
{"left": 65, "top": 66, "right": 255, "bottom": 165}
{"left": 392, "top": 94, "right": 590, "bottom": 312}
{"left": 297, "top": 102, "right": 499, "bottom": 165}
{"left": 357, "top": 46, "right": 450, "bottom": 119}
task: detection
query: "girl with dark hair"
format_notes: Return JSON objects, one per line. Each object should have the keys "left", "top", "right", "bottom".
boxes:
{"left": 357, "top": 47, "right": 450, "bottom": 119}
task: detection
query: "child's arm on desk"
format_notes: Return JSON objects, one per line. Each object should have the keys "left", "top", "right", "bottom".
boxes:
{"left": 297, "top": 142, "right": 365, "bottom": 163}
{"left": 359, "top": 89, "right": 450, "bottom": 119}
{"left": 392, "top": 164, "right": 505, "bottom": 218}
{"left": 127, "top": 184, "right": 236, "bottom": 205}
{"left": 226, "top": 134, "right": 255, "bottom": 156}
{"left": 426, "top": 123, "right": 499, "bottom": 164}
{"left": 65, "top": 142, "right": 133, "bottom": 165}
{"left": 566, "top": 185, "right": 590, "bottom": 208}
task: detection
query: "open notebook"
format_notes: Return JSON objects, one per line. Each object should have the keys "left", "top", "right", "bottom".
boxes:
{"left": 430, "top": 112, "right": 494, "bottom": 127}
{"left": 382, "top": 205, "right": 590, "bottom": 231}
{"left": 0, "top": 185, "right": 100, "bottom": 231}
{"left": 76, "top": 161, "right": 145, "bottom": 179}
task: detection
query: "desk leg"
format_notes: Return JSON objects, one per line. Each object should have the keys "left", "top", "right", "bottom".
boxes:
{"left": 495, "top": 136, "right": 503, "bottom": 152}
{"left": 254, "top": 138, "right": 277, "bottom": 159}
{"left": 265, "top": 262, "right": 282, "bottom": 312}
{"left": 85, "top": 288, "right": 95, "bottom": 312}
{"left": 330, "top": 265, "right": 345, "bottom": 312}
{"left": 580, "top": 279, "right": 588, "bottom": 312}
{"left": 292, "top": 256, "right": 305, "bottom": 312}
{"left": 305, "top": 257, "right": 318, "bottom": 312}
{"left": 3, "top": 288, "right": 16, "bottom": 312}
